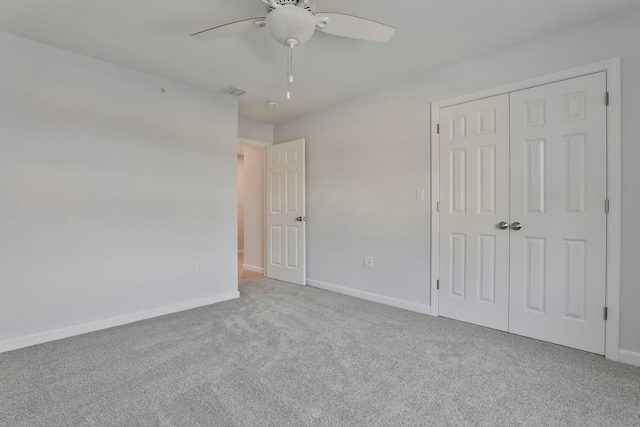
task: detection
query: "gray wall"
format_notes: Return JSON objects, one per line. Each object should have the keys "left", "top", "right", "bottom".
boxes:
{"left": 275, "top": 7, "right": 640, "bottom": 353}
{"left": 0, "top": 31, "right": 238, "bottom": 346}
{"left": 239, "top": 117, "right": 274, "bottom": 144}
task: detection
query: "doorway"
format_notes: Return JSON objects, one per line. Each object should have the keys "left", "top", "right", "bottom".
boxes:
{"left": 237, "top": 142, "right": 266, "bottom": 283}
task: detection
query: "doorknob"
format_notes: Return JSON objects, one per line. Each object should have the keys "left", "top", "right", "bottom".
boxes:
{"left": 497, "top": 221, "right": 509, "bottom": 230}
{"left": 296, "top": 216, "right": 306, "bottom": 222}
{"left": 511, "top": 222, "right": 522, "bottom": 231}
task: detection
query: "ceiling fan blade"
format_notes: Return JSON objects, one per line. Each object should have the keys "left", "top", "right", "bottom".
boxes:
{"left": 192, "top": 17, "right": 266, "bottom": 41}
{"left": 315, "top": 13, "right": 395, "bottom": 42}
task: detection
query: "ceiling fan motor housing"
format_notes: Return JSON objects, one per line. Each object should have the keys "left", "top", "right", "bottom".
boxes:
{"left": 265, "top": 4, "right": 317, "bottom": 46}
{"left": 266, "top": 0, "right": 314, "bottom": 14}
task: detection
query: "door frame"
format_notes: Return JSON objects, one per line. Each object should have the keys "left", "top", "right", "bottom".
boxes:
{"left": 238, "top": 137, "right": 272, "bottom": 281}
{"left": 430, "top": 58, "right": 622, "bottom": 361}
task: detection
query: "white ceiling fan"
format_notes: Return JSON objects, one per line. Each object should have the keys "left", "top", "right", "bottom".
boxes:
{"left": 192, "top": 0, "right": 395, "bottom": 100}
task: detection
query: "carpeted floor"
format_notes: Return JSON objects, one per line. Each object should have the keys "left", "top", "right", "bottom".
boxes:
{"left": 1, "top": 278, "right": 639, "bottom": 426}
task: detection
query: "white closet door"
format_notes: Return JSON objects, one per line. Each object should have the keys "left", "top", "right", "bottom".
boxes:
{"left": 266, "top": 139, "right": 306, "bottom": 286}
{"left": 439, "top": 94, "right": 511, "bottom": 331}
{"left": 508, "top": 72, "right": 607, "bottom": 354}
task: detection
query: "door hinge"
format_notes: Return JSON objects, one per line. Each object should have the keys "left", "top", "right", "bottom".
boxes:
{"left": 603, "top": 306, "right": 608, "bottom": 321}
{"left": 437, "top": 201, "right": 441, "bottom": 212}
{"left": 605, "top": 91, "right": 609, "bottom": 106}
{"left": 436, "top": 279, "right": 440, "bottom": 290}
{"left": 437, "top": 124, "right": 440, "bottom": 134}
{"left": 605, "top": 199, "right": 610, "bottom": 213}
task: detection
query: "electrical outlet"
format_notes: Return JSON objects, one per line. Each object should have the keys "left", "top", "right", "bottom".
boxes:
{"left": 196, "top": 262, "right": 203, "bottom": 273}
{"left": 363, "top": 256, "right": 374, "bottom": 268}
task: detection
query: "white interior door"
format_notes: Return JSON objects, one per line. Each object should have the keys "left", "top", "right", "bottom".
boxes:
{"left": 508, "top": 72, "right": 607, "bottom": 354}
{"left": 438, "top": 94, "right": 511, "bottom": 331}
{"left": 266, "top": 139, "right": 306, "bottom": 285}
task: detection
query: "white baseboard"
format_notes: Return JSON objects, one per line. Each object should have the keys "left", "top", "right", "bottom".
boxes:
{"left": 619, "top": 349, "right": 640, "bottom": 367}
{"left": 243, "top": 264, "right": 264, "bottom": 274}
{"left": 306, "top": 279, "right": 431, "bottom": 315}
{"left": 0, "top": 290, "right": 240, "bottom": 354}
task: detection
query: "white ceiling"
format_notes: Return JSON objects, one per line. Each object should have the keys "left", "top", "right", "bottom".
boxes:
{"left": 1, "top": 0, "right": 637, "bottom": 124}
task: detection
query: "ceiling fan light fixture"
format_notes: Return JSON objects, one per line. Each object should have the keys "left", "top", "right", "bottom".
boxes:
{"left": 193, "top": 0, "right": 396, "bottom": 103}
{"left": 265, "top": 4, "right": 316, "bottom": 46}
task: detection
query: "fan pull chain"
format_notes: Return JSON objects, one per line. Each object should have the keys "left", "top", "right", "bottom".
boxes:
{"left": 287, "top": 45, "right": 292, "bottom": 99}
{"left": 285, "top": 39, "right": 297, "bottom": 100}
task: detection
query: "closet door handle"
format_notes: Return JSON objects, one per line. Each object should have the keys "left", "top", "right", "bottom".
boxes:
{"left": 497, "top": 221, "right": 509, "bottom": 230}
{"left": 511, "top": 222, "right": 522, "bottom": 231}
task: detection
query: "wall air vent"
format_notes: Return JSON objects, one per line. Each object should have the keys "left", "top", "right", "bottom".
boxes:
{"left": 220, "top": 86, "right": 247, "bottom": 97}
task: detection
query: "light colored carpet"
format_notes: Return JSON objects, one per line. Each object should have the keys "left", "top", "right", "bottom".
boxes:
{"left": 1, "top": 278, "right": 639, "bottom": 426}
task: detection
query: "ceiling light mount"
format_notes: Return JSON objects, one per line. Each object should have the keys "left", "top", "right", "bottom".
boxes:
{"left": 262, "top": 0, "right": 314, "bottom": 14}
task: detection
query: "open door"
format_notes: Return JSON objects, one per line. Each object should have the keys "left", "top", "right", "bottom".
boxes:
{"left": 266, "top": 139, "right": 306, "bottom": 285}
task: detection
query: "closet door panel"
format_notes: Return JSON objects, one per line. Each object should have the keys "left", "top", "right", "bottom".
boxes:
{"left": 439, "top": 94, "right": 510, "bottom": 331}
{"left": 508, "top": 72, "right": 607, "bottom": 354}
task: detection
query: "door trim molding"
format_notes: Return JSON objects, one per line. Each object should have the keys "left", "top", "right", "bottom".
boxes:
{"left": 430, "top": 58, "right": 622, "bottom": 361}
{"left": 238, "top": 137, "right": 272, "bottom": 148}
